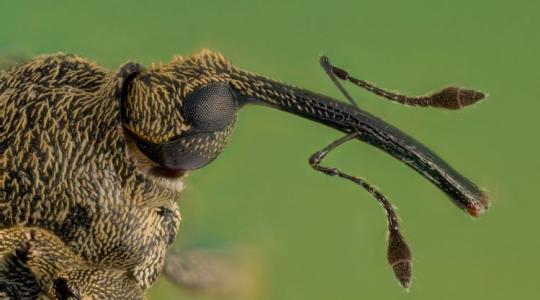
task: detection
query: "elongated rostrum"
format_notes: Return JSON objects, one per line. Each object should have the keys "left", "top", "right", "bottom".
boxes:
{"left": 0, "top": 49, "right": 488, "bottom": 298}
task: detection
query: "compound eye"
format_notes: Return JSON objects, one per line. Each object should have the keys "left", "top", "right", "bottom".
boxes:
{"left": 130, "top": 83, "right": 238, "bottom": 171}
{"left": 183, "top": 83, "right": 237, "bottom": 133}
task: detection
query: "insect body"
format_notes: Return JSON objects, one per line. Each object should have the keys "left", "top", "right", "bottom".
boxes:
{"left": 0, "top": 50, "right": 488, "bottom": 298}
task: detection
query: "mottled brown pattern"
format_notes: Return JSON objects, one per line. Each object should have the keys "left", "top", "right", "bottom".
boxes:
{"left": 0, "top": 53, "right": 195, "bottom": 297}
{"left": 0, "top": 49, "right": 251, "bottom": 298}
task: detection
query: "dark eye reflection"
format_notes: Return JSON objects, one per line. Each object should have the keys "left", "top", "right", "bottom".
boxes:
{"left": 183, "top": 83, "right": 238, "bottom": 133}
{"left": 130, "top": 83, "right": 238, "bottom": 171}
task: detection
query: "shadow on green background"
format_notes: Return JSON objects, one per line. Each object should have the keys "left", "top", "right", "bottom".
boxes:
{"left": 1, "top": 1, "right": 538, "bottom": 299}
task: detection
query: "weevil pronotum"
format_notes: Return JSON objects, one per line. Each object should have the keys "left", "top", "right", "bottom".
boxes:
{"left": 0, "top": 49, "right": 488, "bottom": 298}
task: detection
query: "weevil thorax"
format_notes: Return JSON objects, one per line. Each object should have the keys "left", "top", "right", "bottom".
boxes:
{"left": 122, "top": 49, "right": 238, "bottom": 171}
{"left": 1, "top": 53, "right": 181, "bottom": 291}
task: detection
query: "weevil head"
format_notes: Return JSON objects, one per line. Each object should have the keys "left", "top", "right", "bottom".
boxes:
{"left": 117, "top": 50, "right": 489, "bottom": 220}
{"left": 117, "top": 50, "right": 239, "bottom": 171}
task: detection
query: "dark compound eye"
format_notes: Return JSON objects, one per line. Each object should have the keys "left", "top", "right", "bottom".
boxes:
{"left": 131, "top": 83, "right": 238, "bottom": 171}
{"left": 183, "top": 83, "right": 237, "bottom": 133}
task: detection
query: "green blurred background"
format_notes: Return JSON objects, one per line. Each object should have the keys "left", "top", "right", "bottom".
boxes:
{"left": 1, "top": 0, "right": 538, "bottom": 299}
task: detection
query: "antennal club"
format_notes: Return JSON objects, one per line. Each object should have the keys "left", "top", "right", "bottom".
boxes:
{"left": 234, "top": 53, "right": 488, "bottom": 289}
{"left": 320, "top": 56, "right": 486, "bottom": 110}
{"left": 309, "top": 133, "right": 412, "bottom": 289}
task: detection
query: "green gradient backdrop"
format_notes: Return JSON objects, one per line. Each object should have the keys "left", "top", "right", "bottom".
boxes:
{"left": 1, "top": 1, "right": 537, "bottom": 299}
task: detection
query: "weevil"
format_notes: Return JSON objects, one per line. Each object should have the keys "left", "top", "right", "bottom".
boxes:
{"left": 0, "top": 49, "right": 488, "bottom": 298}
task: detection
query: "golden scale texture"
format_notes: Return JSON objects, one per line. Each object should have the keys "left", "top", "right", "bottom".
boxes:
{"left": 0, "top": 49, "right": 260, "bottom": 298}
{"left": 0, "top": 49, "right": 334, "bottom": 298}
{"left": 0, "top": 227, "right": 143, "bottom": 299}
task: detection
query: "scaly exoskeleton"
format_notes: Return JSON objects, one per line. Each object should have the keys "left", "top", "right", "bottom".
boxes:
{"left": 0, "top": 49, "right": 488, "bottom": 298}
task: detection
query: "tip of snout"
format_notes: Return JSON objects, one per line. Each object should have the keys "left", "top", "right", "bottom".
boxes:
{"left": 466, "top": 191, "right": 490, "bottom": 217}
